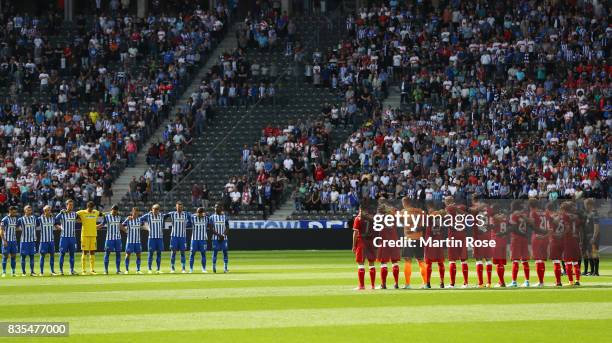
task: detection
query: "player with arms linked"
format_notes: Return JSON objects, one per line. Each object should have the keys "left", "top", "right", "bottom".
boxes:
{"left": 17, "top": 205, "right": 38, "bottom": 276}
{"left": 424, "top": 202, "right": 446, "bottom": 289}
{"left": 76, "top": 201, "right": 102, "bottom": 275}
{"left": 140, "top": 204, "right": 166, "bottom": 273}
{"left": 165, "top": 201, "right": 192, "bottom": 273}
{"left": 400, "top": 197, "right": 427, "bottom": 289}
{"left": 99, "top": 205, "right": 123, "bottom": 274}
{"left": 527, "top": 199, "right": 550, "bottom": 287}
{"left": 122, "top": 207, "right": 145, "bottom": 274}
{"left": 190, "top": 207, "right": 209, "bottom": 273}
{"left": 490, "top": 203, "right": 510, "bottom": 287}
{"left": 1, "top": 206, "right": 19, "bottom": 277}
{"left": 445, "top": 197, "right": 469, "bottom": 288}
{"left": 352, "top": 201, "right": 378, "bottom": 290}
{"left": 470, "top": 196, "right": 494, "bottom": 288}
{"left": 55, "top": 199, "right": 78, "bottom": 275}
{"left": 210, "top": 204, "right": 229, "bottom": 273}
{"left": 561, "top": 202, "right": 583, "bottom": 286}
{"left": 38, "top": 205, "right": 59, "bottom": 275}
{"left": 375, "top": 201, "right": 401, "bottom": 289}
{"left": 507, "top": 201, "right": 531, "bottom": 287}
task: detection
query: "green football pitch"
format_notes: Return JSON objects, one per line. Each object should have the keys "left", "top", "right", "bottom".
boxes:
{"left": 1, "top": 251, "right": 611, "bottom": 342}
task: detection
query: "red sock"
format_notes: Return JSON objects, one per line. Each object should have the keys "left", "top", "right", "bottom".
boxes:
{"left": 426, "top": 262, "right": 432, "bottom": 284}
{"left": 392, "top": 264, "right": 399, "bottom": 286}
{"left": 369, "top": 267, "right": 376, "bottom": 289}
{"left": 496, "top": 264, "right": 505, "bottom": 285}
{"left": 565, "top": 263, "right": 574, "bottom": 283}
{"left": 438, "top": 262, "right": 445, "bottom": 284}
{"left": 476, "top": 263, "right": 484, "bottom": 285}
{"left": 358, "top": 267, "right": 365, "bottom": 288}
{"left": 536, "top": 262, "right": 545, "bottom": 284}
{"left": 380, "top": 265, "right": 388, "bottom": 287}
{"left": 553, "top": 262, "right": 562, "bottom": 284}
{"left": 461, "top": 262, "right": 469, "bottom": 285}
{"left": 573, "top": 263, "right": 581, "bottom": 282}
{"left": 522, "top": 261, "right": 530, "bottom": 281}
{"left": 449, "top": 262, "right": 456, "bottom": 285}
{"left": 511, "top": 261, "right": 519, "bottom": 281}
{"left": 486, "top": 263, "right": 493, "bottom": 285}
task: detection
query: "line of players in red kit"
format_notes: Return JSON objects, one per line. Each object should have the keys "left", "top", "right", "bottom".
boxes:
{"left": 352, "top": 196, "right": 601, "bottom": 290}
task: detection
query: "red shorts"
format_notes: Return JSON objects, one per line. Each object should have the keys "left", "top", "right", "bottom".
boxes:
{"left": 425, "top": 247, "right": 445, "bottom": 263}
{"left": 376, "top": 244, "right": 401, "bottom": 263}
{"left": 492, "top": 237, "right": 507, "bottom": 261}
{"left": 563, "top": 238, "right": 581, "bottom": 262}
{"left": 448, "top": 245, "right": 468, "bottom": 261}
{"left": 378, "top": 258, "right": 401, "bottom": 263}
{"left": 492, "top": 258, "right": 507, "bottom": 265}
{"left": 355, "top": 237, "right": 376, "bottom": 263}
{"left": 473, "top": 246, "right": 492, "bottom": 259}
{"left": 473, "top": 231, "right": 492, "bottom": 259}
{"left": 549, "top": 239, "right": 564, "bottom": 260}
{"left": 510, "top": 236, "right": 529, "bottom": 260}
{"left": 531, "top": 237, "right": 549, "bottom": 260}
{"left": 425, "top": 257, "right": 445, "bottom": 263}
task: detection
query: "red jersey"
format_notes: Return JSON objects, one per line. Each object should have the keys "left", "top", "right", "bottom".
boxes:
{"left": 424, "top": 221, "right": 446, "bottom": 263}
{"left": 562, "top": 214, "right": 581, "bottom": 261}
{"left": 491, "top": 215, "right": 509, "bottom": 262}
{"left": 472, "top": 205, "right": 494, "bottom": 259}
{"left": 550, "top": 212, "right": 569, "bottom": 243}
{"left": 447, "top": 204, "right": 467, "bottom": 240}
{"left": 377, "top": 223, "right": 400, "bottom": 262}
{"left": 549, "top": 211, "right": 568, "bottom": 260}
{"left": 509, "top": 212, "right": 529, "bottom": 240}
{"left": 472, "top": 205, "right": 494, "bottom": 241}
{"left": 353, "top": 215, "right": 375, "bottom": 240}
{"left": 353, "top": 215, "right": 377, "bottom": 263}
{"left": 530, "top": 209, "right": 549, "bottom": 241}
{"left": 509, "top": 211, "right": 530, "bottom": 260}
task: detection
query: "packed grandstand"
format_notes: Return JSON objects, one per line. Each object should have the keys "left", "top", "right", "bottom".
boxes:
{"left": 0, "top": 0, "right": 609, "bottom": 221}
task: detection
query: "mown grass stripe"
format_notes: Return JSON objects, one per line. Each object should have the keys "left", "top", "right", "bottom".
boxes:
{"left": 1, "top": 289, "right": 609, "bottom": 319}
{"left": 2, "top": 268, "right": 610, "bottom": 288}
{"left": 2, "top": 283, "right": 612, "bottom": 307}
{"left": 65, "top": 319, "right": 612, "bottom": 343}
{"left": 10, "top": 303, "right": 612, "bottom": 334}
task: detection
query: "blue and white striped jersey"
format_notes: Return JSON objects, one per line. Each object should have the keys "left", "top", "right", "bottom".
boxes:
{"left": 37, "top": 215, "right": 56, "bottom": 242}
{"left": 55, "top": 211, "right": 77, "bottom": 238}
{"left": 17, "top": 216, "right": 37, "bottom": 243}
{"left": 191, "top": 214, "right": 208, "bottom": 240}
{"left": 122, "top": 218, "right": 143, "bottom": 244}
{"left": 140, "top": 212, "right": 165, "bottom": 239}
{"left": 165, "top": 211, "right": 191, "bottom": 238}
{"left": 102, "top": 214, "right": 123, "bottom": 241}
{"left": 208, "top": 213, "right": 229, "bottom": 240}
{"left": 0, "top": 216, "right": 18, "bottom": 241}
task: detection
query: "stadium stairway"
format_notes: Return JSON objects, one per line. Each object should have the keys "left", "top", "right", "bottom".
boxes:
{"left": 268, "top": 201, "right": 297, "bottom": 220}
{"left": 383, "top": 84, "right": 401, "bottom": 110}
{"left": 117, "top": 14, "right": 355, "bottom": 218}
{"left": 109, "top": 22, "right": 241, "bottom": 208}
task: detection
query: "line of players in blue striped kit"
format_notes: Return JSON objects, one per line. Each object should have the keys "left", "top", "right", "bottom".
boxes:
{"left": 0, "top": 200, "right": 230, "bottom": 276}
{"left": 114, "top": 202, "right": 230, "bottom": 275}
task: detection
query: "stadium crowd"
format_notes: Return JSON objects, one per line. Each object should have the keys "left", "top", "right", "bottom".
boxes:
{"left": 138, "top": 10, "right": 292, "bottom": 209}
{"left": 0, "top": 3, "right": 229, "bottom": 213}
{"left": 282, "top": 0, "right": 611, "bottom": 214}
